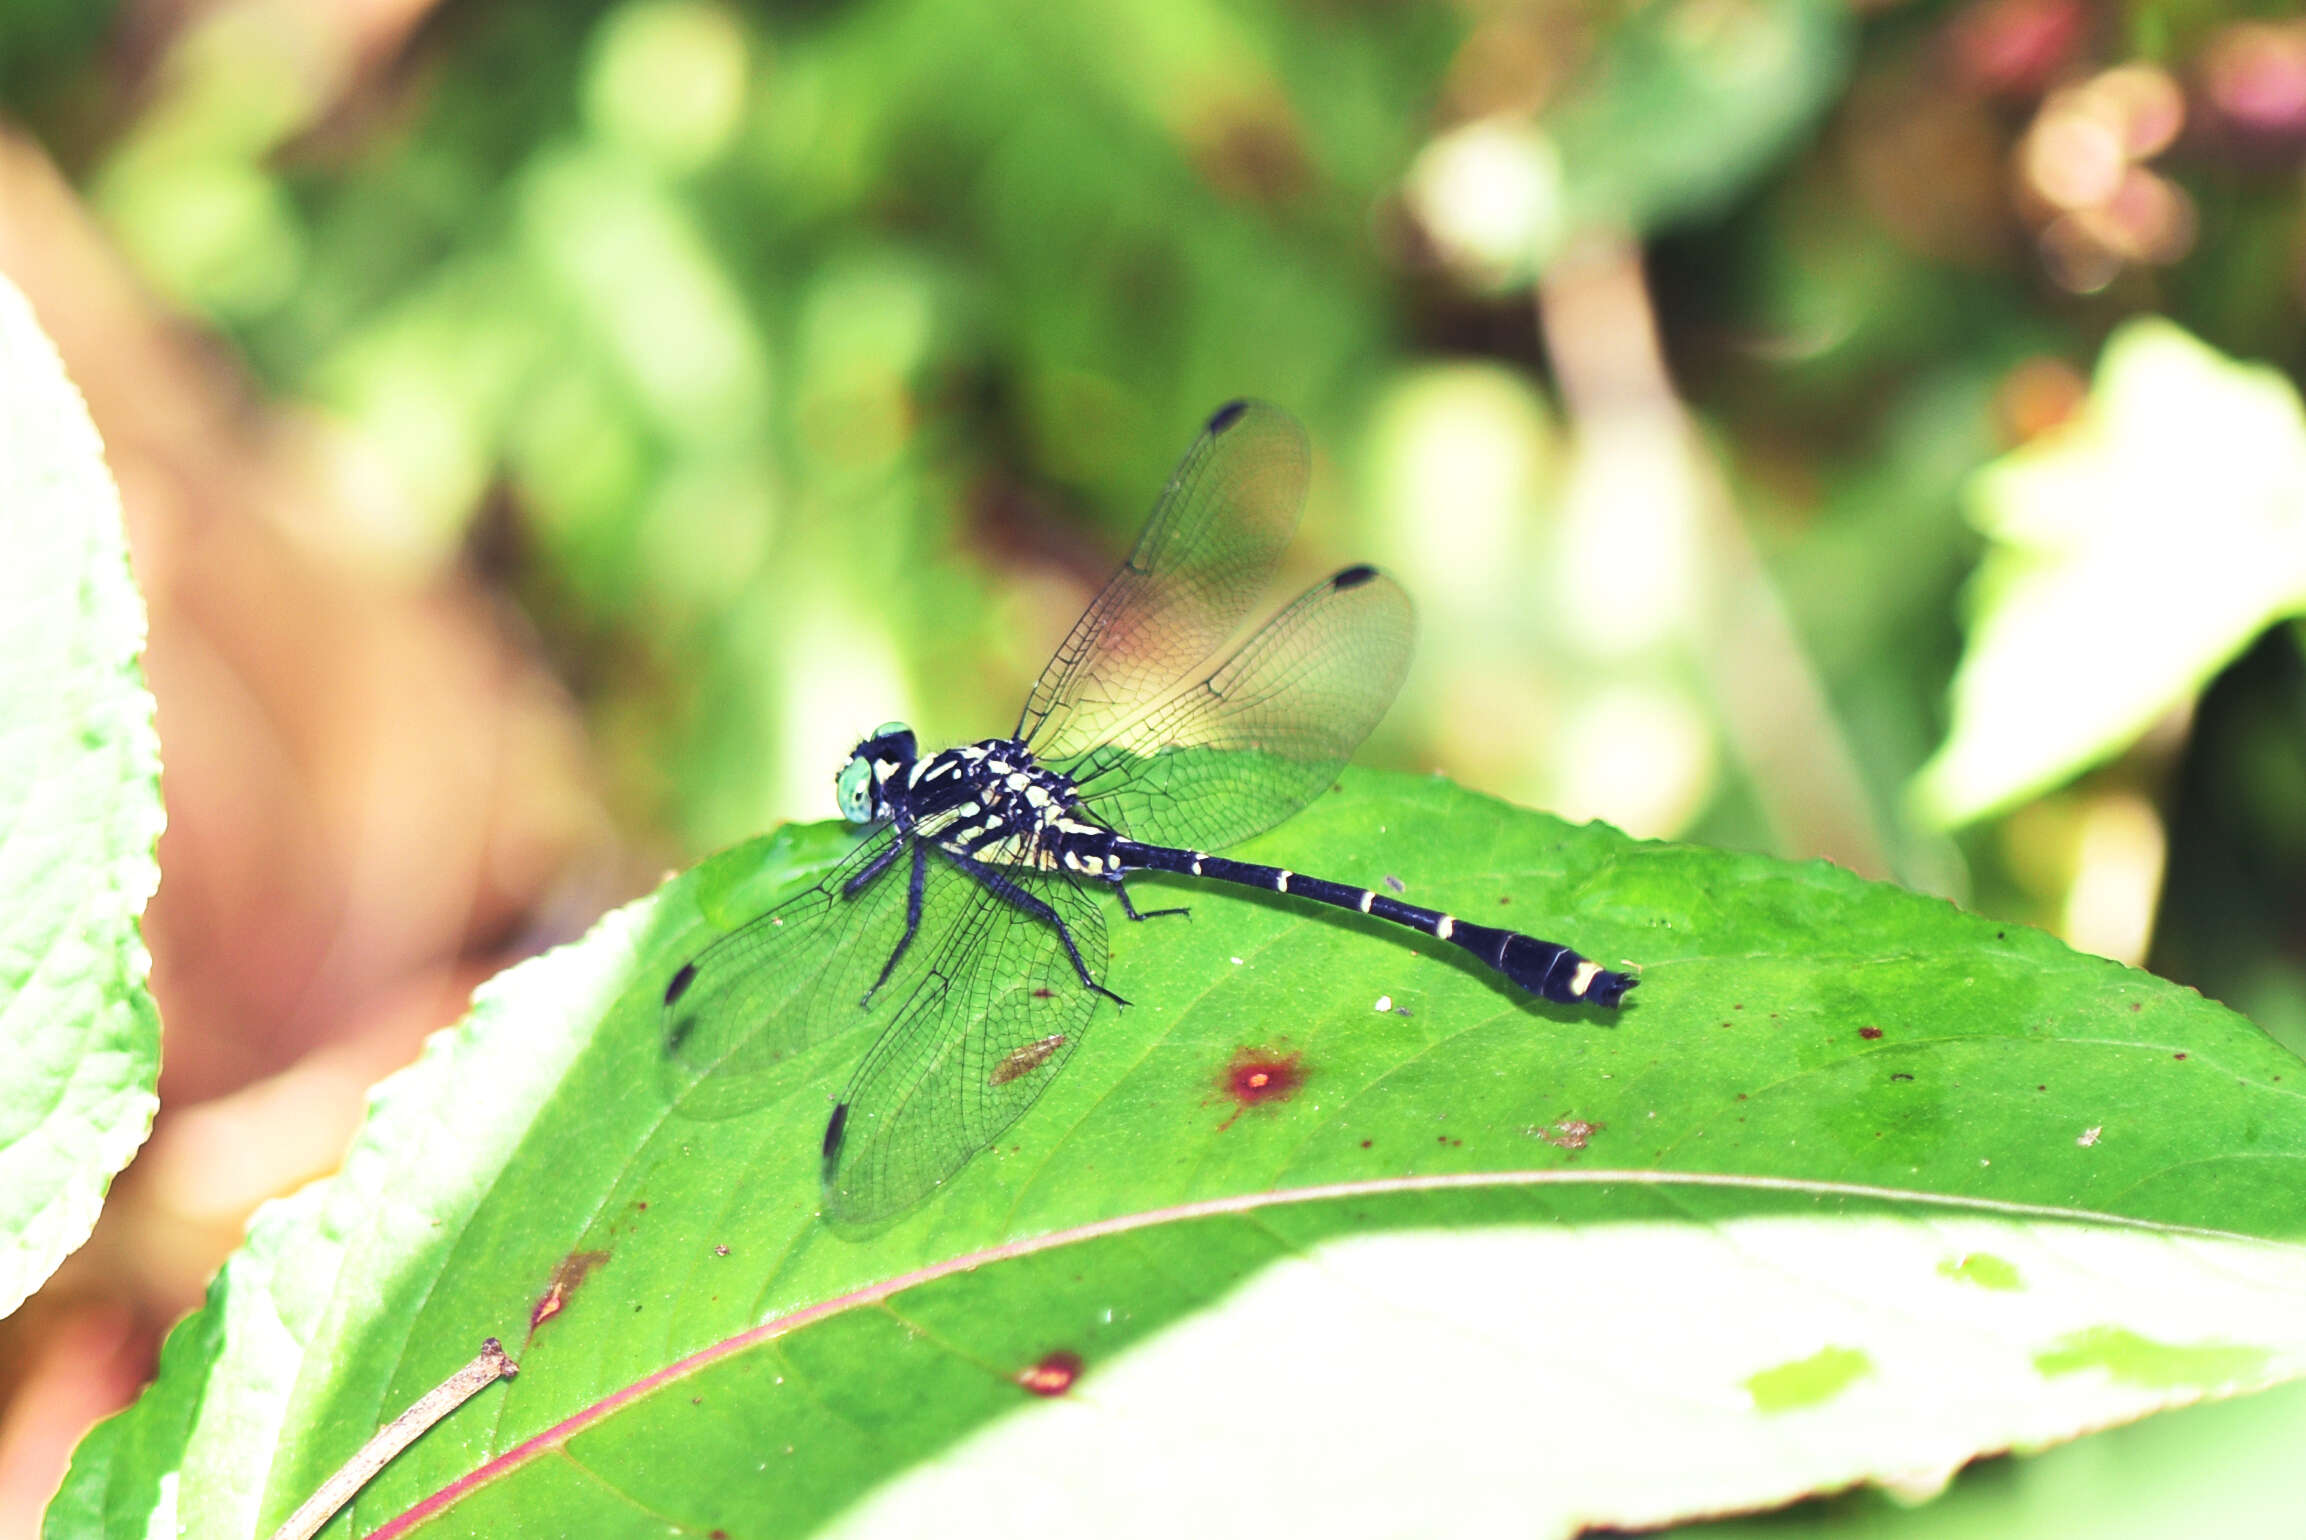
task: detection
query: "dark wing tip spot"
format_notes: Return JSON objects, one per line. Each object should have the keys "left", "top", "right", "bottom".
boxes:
{"left": 1207, "top": 400, "right": 1250, "bottom": 434}
{"left": 1332, "top": 563, "right": 1380, "bottom": 590}
{"left": 822, "top": 1102, "right": 850, "bottom": 1165}
{"left": 664, "top": 961, "right": 697, "bottom": 1007}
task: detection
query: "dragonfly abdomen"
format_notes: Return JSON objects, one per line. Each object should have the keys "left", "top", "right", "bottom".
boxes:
{"left": 1103, "top": 839, "right": 1633, "bottom": 1007}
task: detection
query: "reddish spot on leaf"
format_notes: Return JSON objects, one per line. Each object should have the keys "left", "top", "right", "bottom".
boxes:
{"left": 1859, "top": 1026, "right": 1884, "bottom": 1041}
{"left": 1019, "top": 1350, "right": 1084, "bottom": 1396}
{"left": 1215, "top": 1045, "right": 1305, "bottom": 1130}
{"left": 2174, "top": 1052, "right": 2188, "bottom": 1060}
{"left": 530, "top": 1249, "right": 611, "bottom": 1333}
{"left": 1032, "top": 987, "right": 1054, "bottom": 999}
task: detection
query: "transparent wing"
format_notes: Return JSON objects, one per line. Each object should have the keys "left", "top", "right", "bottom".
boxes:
{"left": 662, "top": 826, "right": 926, "bottom": 1118}
{"left": 1017, "top": 400, "right": 1310, "bottom": 763}
{"left": 822, "top": 860, "right": 1108, "bottom": 1227}
{"left": 1051, "top": 565, "right": 1413, "bottom": 853}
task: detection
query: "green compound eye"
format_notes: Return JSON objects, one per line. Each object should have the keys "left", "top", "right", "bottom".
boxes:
{"left": 835, "top": 754, "right": 876, "bottom": 823}
{"left": 872, "top": 720, "right": 910, "bottom": 740}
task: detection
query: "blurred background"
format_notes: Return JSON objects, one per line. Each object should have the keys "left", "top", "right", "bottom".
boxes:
{"left": 4, "top": 0, "right": 2306, "bottom": 1528}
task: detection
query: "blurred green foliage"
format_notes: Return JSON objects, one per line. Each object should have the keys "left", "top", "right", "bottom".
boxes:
{"left": 6, "top": 0, "right": 2306, "bottom": 1033}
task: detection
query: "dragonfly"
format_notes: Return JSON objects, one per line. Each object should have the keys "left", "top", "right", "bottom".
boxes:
{"left": 662, "top": 400, "right": 1635, "bottom": 1227}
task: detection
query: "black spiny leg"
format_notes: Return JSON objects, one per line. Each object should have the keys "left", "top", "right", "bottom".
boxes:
{"left": 942, "top": 849, "right": 1129, "bottom": 1006}
{"left": 860, "top": 840, "right": 930, "bottom": 1006}
{"left": 1114, "top": 879, "right": 1189, "bottom": 922}
{"left": 841, "top": 834, "right": 907, "bottom": 899}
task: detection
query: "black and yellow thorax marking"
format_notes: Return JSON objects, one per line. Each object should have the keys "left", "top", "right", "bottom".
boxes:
{"left": 904, "top": 739, "right": 1115, "bottom": 875}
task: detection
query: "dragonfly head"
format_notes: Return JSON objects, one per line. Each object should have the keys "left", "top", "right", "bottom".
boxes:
{"left": 837, "top": 721, "right": 917, "bottom": 823}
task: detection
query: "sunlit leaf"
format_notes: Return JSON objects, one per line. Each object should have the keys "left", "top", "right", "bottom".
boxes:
{"left": 1914, "top": 319, "right": 2306, "bottom": 828}
{"left": 0, "top": 272, "right": 164, "bottom": 1319}
{"left": 46, "top": 772, "right": 2306, "bottom": 1537}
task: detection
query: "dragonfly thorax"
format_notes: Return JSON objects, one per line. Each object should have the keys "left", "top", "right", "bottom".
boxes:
{"left": 900, "top": 738, "right": 1102, "bottom": 869}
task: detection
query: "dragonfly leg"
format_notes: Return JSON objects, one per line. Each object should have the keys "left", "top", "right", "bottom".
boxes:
{"left": 860, "top": 841, "right": 929, "bottom": 1007}
{"left": 943, "top": 850, "right": 1129, "bottom": 1007}
{"left": 1113, "top": 878, "right": 1189, "bottom": 922}
{"left": 841, "top": 834, "right": 907, "bottom": 898}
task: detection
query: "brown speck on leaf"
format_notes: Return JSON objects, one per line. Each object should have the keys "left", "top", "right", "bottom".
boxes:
{"left": 2129, "top": 1002, "right": 2142, "bottom": 1012}
{"left": 1891, "top": 1072, "right": 1915, "bottom": 1082}
{"left": 1019, "top": 1351, "right": 1084, "bottom": 1396}
{"left": 529, "top": 1249, "right": 611, "bottom": 1333}
{"left": 2174, "top": 1052, "right": 2188, "bottom": 1060}
{"left": 990, "top": 1033, "right": 1068, "bottom": 1086}
{"left": 1859, "top": 1026, "right": 1884, "bottom": 1040}
{"left": 1031, "top": 987, "right": 1054, "bottom": 999}
{"left": 1539, "top": 1119, "right": 1601, "bottom": 1151}
{"left": 1360, "top": 1138, "right": 1372, "bottom": 1148}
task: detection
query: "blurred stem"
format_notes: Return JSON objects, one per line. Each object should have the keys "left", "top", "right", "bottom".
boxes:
{"left": 1536, "top": 234, "right": 1890, "bottom": 877}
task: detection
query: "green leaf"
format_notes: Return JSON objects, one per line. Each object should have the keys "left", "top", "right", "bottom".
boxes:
{"left": 1683, "top": 1351, "right": 2306, "bottom": 1538}
{"left": 1913, "top": 319, "right": 2306, "bottom": 827}
{"left": 0, "top": 270, "right": 163, "bottom": 1320}
{"left": 47, "top": 773, "right": 2306, "bottom": 1537}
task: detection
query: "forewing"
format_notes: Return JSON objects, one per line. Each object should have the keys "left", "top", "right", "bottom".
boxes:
{"left": 1017, "top": 401, "right": 1310, "bottom": 762}
{"left": 661, "top": 827, "right": 918, "bottom": 1119}
{"left": 821, "top": 860, "right": 1108, "bottom": 1227}
{"left": 1053, "top": 566, "right": 1413, "bottom": 852}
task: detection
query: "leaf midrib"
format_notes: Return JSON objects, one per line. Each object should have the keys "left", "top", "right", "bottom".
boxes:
{"left": 360, "top": 1166, "right": 2304, "bottom": 1538}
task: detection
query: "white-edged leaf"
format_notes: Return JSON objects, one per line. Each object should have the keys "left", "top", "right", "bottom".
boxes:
{"left": 1914, "top": 319, "right": 2306, "bottom": 827}
{"left": 0, "top": 269, "right": 164, "bottom": 1319}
